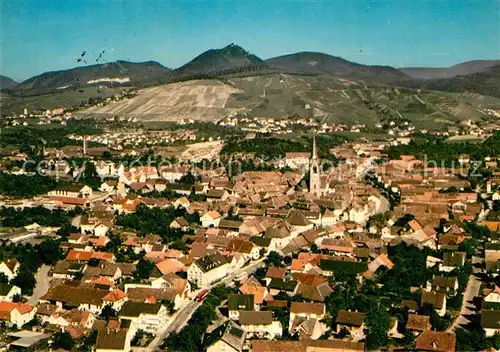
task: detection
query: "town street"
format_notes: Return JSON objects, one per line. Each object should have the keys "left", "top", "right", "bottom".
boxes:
{"left": 448, "top": 274, "right": 482, "bottom": 332}
{"left": 147, "top": 258, "right": 266, "bottom": 351}
{"left": 27, "top": 265, "right": 51, "bottom": 305}
{"left": 140, "top": 300, "right": 201, "bottom": 352}
{"left": 219, "top": 258, "right": 266, "bottom": 287}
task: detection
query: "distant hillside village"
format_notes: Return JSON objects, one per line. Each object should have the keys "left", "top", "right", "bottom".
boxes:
{"left": 0, "top": 111, "right": 499, "bottom": 351}
{"left": 5, "top": 102, "right": 500, "bottom": 136}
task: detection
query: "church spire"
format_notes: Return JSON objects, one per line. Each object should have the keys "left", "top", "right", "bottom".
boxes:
{"left": 309, "top": 131, "right": 321, "bottom": 196}
{"left": 312, "top": 132, "right": 318, "bottom": 160}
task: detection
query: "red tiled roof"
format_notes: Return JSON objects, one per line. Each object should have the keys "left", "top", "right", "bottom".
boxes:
{"left": 103, "top": 289, "right": 127, "bottom": 302}
{"left": 265, "top": 267, "right": 286, "bottom": 279}
{"left": 416, "top": 331, "right": 456, "bottom": 352}
{"left": 66, "top": 250, "right": 115, "bottom": 262}
{"left": 49, "top": 196, "right": 87, "bottom": 206}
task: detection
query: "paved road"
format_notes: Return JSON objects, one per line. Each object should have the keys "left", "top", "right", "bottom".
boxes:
{"left": 140, "top": 300, "right": 201, "bottom": 352}
{"left": 27, "top": 265, "right": 51, "bottom": 305}
{"left": 448, "top": 274, "right": 481, "bottom": 332}
{"left": 219, "top": 258, "right": 265, "bottom": 287}
{"left": 148, "top": 258, "right": 266, "bottom": 351}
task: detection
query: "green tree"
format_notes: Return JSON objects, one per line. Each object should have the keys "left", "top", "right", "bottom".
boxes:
{"left": 169, "top": 240, "right": 188, "bottom": 252}
{"left": 178, "top": 172, "right": 198, "bottom": 185}
{"left": 100, "top": 305, "right": 117, "bottom": 320}
{"left": 12, "top": 271, "right": 36, "bottom": 295}
{"left": 134, "top": 258, "right": 155, "bottom": 279}
{"left": 365, "top": 303, "right": 391, "bottom": 350}
{"left": 0, "top": 273, "right": 9, "bottom": 284}
{"left": 52, "top": 331, "right": 75, "bottom": 350}
{"left": 266, "top": 251, "right": 284, "bottom": 267}
{"left": 82, "top": 330, "right": 98, "bottom": 351}
{"left": 37, "top": 239, "right": 63, "bottom": 265}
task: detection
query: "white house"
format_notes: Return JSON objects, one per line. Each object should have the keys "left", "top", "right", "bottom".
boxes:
{"left": 484, "top": 286, "right": 500, "bottom": 303}
{"left": 94, "top": 223, "right": 111, "bottom": 237}
{"left": 0, "top": 259, "right": 20, "bottom": 280}
{"left": 0, "top": 302, "right": 36, "bottom": 328}
{"left": 335, "top": 310, "right": 366, "bottom": 340}
{"left": 173, "top": 197, "right": 190, "bottom": 209}
{"left": 160, "top": 167, "right": 187, "bottom": 182}
{"left": 427, "top": 276, "right": 459, "bottom": 296}
{"left": 493, "top": 191, "right": 500, "bottom": 201}
{"left": 348, "top": 204, "right": 370, "bottom": 225}
{"left": 285, "top": 152, "right": 310, "bottom": 172}
{"left": 102, "top": 289, "right": 128, "bottom": 312}
{"left": 320, "top": 209, "right": 337, "bottom": 227}
{"left": 100, "top": 180, "right": 118, "bottom": 194}
{"left": 426, "top": 256, "right": 442, "bottom": 268}
{"left": 421, "top": 291, "right": 447, "bottom": 317}
{"left": 289, "top": 302, "right": 325, "bottom": 324}
{"left": 287, "top": 212, "right": 314, "bottom": 237}
{"left": 187, "top": 253, "right": 229, "bottom": 288}
{"left": 170, "top": 217, "right": 189, "bottom": 231}
{"left": 439, "top": 252, "right": 466, "bottom": 272}
{"left": 481, "top": 310, "right": 500, "bottom": 337}
{"left": 207, "top": 321, "right": 246, "bottom": 352}
{"left": 239, "top": 311, "right": 282, "bottom": 339}
{"left": 48, "top": 184, "right": 93, "bottom": 198}
{"left": 118, "top": 302, "right": 168, "bottom": 334}
{"left": 289, "top": 302, "right": 326, "bottom": 339}
{"left": 201, "top": 210, "right": 223, "bottom": 228}
{"left": 0, "top": 284, "right": 21, "bottom": 302}
{"left": 95, "top": 161, "right": 119, "bottom": 179}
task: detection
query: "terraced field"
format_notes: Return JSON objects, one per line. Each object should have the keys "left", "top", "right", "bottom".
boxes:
{"left": 81, "top": 80, "right": 242, "bottom": 121}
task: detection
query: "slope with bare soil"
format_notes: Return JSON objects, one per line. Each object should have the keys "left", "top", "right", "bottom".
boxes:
{"left": 80, "top": 80, "right": 242, "bottom": 121}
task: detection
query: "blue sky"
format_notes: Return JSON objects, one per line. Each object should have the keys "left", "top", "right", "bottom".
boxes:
{"left": 2, "top": 0, "right": 499, "bottom": 81}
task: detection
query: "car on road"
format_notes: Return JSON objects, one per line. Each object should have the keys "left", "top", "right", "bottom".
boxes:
{"left": 195, "top": 289, "right": 209, "bottom": 302}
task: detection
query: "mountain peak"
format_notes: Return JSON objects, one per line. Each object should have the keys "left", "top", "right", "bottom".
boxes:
{"left": 13, "top": 61, "right": 170, "bottom": 94}
{"left": 176, "top": 44, "right": 264, "bottom": 75}
{"left": 220, "top": 43, "right": 250, "bottom": 56}
{"left": 265, "top": 52, "right": 407, "bottom": 83}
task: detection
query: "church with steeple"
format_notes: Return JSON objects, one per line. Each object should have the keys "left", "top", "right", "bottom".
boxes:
{"left": 309, "top": 133, "right": 321, "bottom": 196}
{"left": 308, "top": 133, "right": 336, "bottom": 197}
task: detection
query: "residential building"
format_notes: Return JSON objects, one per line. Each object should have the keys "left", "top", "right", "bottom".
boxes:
{"left": 421, "top": 291, "right": 447, "bottom": 317}
{"left": 207, "top": 321, "right": 246, "bottom": 352}
{"left": 239, "top": 311, "right": 282, "bottom": 339}
{"left": 0, "top": 283, "right": 21, "bottom": 302}
{"left": 0, "top": 302, "right": 36, "bottom": 328}
{"left": 439, "top": 252, "right": 466, "bottom": 272}
{"left": 187, "top": 253, "right": 230, "bottom": 288}
{"left": 335, "top": 310, "right": 366, "bottom": 339}
{"left": 228, "top": 294, "right": 255, "bottom": 320}
{"left": 96, "top": 327, "right": 134, "bottom": 352}
{"left": 118, "top": 302, "right": 168, "bottom": 334}
{"left": 415, "top": 331, "right": 456, "bottom": 352}
{"left": 0, "top": 259, "right": 20, "bottom": 280}
{"left": 481, "top": 309, "right": 500, "bottom": 337}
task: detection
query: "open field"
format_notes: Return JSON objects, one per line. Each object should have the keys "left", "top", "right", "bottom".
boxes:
{"left": 80, "top": 80, "right": 242, "bottom": 121}
{"left": 180, "top": 141, "right": 224, "bottom": 161}
{"left": 151, "top": 141, "right": 224, "bottom": 161}
{"left": 445, "top": 134, "right": 491, "bottom": 143}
